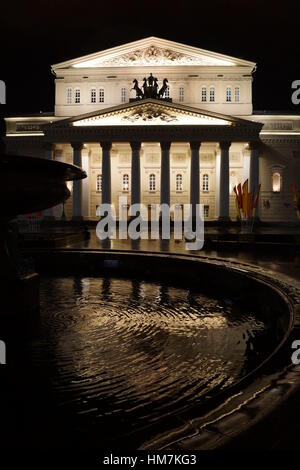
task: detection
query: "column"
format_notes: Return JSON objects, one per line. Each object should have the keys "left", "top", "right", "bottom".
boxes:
{"left": 100, "top": 141, "right": 112, "bottom": 206}
{"left": 71, "top": 142, "right": 84, "bottom": 220}
{"left": 219, "top": 141, "right": 231, "bottom": 220}
{"left": 190, "top": 141, "right": 201, "bottom": 219}
{"left": 43, "top": 142, "right": 55, "bottom": 219}
{"left": 160, "top": 142, "right": 171, "bottom": 207}
{"left": 82, "top": 151, "right": 90, "bottom": 219}
{"left": 249, "top": 141, "right": 260, "bottom": 218}
{"left": 130, "top": 142, "right": 141, "bottom": 207}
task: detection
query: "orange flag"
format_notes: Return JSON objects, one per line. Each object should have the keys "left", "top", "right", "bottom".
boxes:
{"left": 242, "top": 179, "right": 248, "bottom": 217}
{"left": 237, "top": 183, "right": 243, "bottom": 210}
{"left": 233, "top": 186, "right": 241, "bottom": 218}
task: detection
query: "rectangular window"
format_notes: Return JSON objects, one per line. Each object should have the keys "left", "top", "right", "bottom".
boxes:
{"left": 179, "top": 87, "right": 184, "bottom": 102}
{"left": 210, "top": 87, "right": 215, "bottom": 102}
{"left": 202, "top": 174, "right": 209, "bottom": 192}
{"left": 96, "top": 174, "right": 102, "bottom": 192}
{"left": 66, "top": 88, "right": 72, "bottom": 104}
{"left": 234, "top": 87, "right": 240, "bottom": 102}
{"left": 149, "top": 174, "right": 156, "bottom": 192}
{"left": 91, "top": 88, "right": 96, "bottom": 103}
{"left": 165, "top": 86, "right": 170, "bottom": 98}
{"left": 122, "top": 174, "right": 129, "bottom": 192}
{"left": 75, "top": 88, "right": 80, "bottom": 104}
{"left": 121, "top": 87, "right": 126, "bottom": 103}
{"left": 226, "top": 87, "right": 232, "bottom": 102}
{"left": 204, "top": 205, "right": 209, "bottom": 218}
{"left": 201, "top": 87, "right": 207, "bottom": 102}
{"left": 99, "top": 88, "right": 104, "bottom": 103}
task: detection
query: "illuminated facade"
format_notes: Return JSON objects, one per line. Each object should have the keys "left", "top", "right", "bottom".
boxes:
{"left": 5, "top": 37, "right": 300, "bottom": 221}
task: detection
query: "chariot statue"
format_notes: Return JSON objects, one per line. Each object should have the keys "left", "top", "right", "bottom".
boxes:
{"left": 131, "top": 74, "right": 170, "bottom": 100}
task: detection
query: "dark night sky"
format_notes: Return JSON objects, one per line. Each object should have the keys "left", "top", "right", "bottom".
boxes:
{"left": 1, "top": 0, "right": 300, "bottom": 115}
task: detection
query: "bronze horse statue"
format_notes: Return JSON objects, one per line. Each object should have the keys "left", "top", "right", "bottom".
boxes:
{"left": 158, "top": 78, "right": 169, "bottom": 99}
{"left": 131, "top": 79, "right": 143, "bottom": 99}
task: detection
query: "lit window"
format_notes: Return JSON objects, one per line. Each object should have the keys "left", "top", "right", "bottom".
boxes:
{"left": 75, "top": 88, "right": 80, "bottom": 104}
{"left": 91, "top": 88, "right": 96, "bottom": 103}
{"left": 179, "top": 87, "right": 184, "bottom": 102}
{"left": 234, "top": 87, "right": 240, "bottom": 102}
{"left": 272, "top": 172, "right": 281, "bottom": 192}
{"left": 96, "top": 174, "right": 102, "bottom": 192}
{"left": 121, "top": 87, "right": 126, "bottom": 103}
{"left": 210, "top": 87, "right": 215, "bottom": 102}
{"left": 202, "top": 174, "right": 209, "bottom": 192}
{"left": 204, "top": 205, "right": 209, "bottom": 218}
{"left": 176, "top": 174, "right": 183, "bottom": 192}
{"left": 149, "top": 174, "right": 156, "bottom": 192}
{"left": 165, "top": 86, "right": 170, "bottom": 98}
{"left": 122, "top": 173, "right": 129, "bottom": 192}
{"left": 99, "top": 88, "right": 104, "bottom": 103}
{"left": 226, "top": 87, "right": 232, "bottom": 102}
{"left": 66, "top": 87, "right": 72, "bottom": 104}
{"left": 201, "top": 86, "right": 207, "bottom": 102}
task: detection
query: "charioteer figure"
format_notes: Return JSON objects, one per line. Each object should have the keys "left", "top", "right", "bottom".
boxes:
{"left": 130, "top": 74, "right": 171, "bottom": 101}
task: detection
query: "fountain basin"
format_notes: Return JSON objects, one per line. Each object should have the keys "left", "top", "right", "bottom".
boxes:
{"left": 0, "top": 153, "right": 86, "bottom": 218}
{"left": 7, "top": 249, "right": 295, "bottom": 449}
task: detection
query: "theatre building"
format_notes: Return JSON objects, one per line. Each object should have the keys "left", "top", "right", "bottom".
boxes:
{"left": 5, "top": 37, "right": 300, "bottom": 222}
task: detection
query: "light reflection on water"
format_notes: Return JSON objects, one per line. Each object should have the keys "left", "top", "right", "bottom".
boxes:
{"left": 24, "top": 276, "right": 274, "bottom": 447}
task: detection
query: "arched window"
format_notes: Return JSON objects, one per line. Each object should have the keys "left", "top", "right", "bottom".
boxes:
{"left": 75, "top": 88, "right": 80, "bottom": 104}
{"left": 201, "top": 86, "right": 207, "bottom": 102}
{"left": 99, "top": 88, "right": 104, "bottom": 103}
{"left": 149, "top": 174, "right": 156, "bottom": 192}
{"left": 272, "top": 172, "right": 281, "bottom": 192}
{"left": 91, "top": 88, "right": 96, "bottom": 103}
{"left": 234, "top": 86, "right": 240, "bottom": 102}
{"left": 121, "top": 87, "right": 126, "bottom": 103}
{"left": 179, "top": 87, "right": 184, "bottom": 102}
{"left": 226, "top": 87, "right": 232, "bottom": 102}
{"left": 176, "top": 174, "right": 183, "bottom": 192}
{"left": 96, "top": 174, "right": 102, "bottom": 192}
{"left": 209, "top": 86, "right": 215, "bottom": 102}
{"left": 202, "top": 174, "right": 209, "bottom": 192}
{"left": 66, "top": 87, "right": 72, "bottom": 104}
{"left": 122, "top": 173, "right": 129, "bottom": 192}
{"left": 165, "top": 86, "right": 170, "bottom": 98}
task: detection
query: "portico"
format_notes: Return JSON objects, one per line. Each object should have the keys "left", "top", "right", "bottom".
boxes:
{"left": 43, "top": 99, "right": 262, "bottom": 221}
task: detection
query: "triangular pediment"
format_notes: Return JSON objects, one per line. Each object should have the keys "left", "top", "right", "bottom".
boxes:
{"left": 51, "top": 99, "right": 257, "bottom": 128}
{"left": 52, "top": 37, "right": 255, "bottom": 70}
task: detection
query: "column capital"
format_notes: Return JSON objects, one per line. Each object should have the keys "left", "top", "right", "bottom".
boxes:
{"left": 190, "top": 141, "right": 201, "bottom": 151}
{"left": 130, "top": 141, "right": 142, "bottom": 151}
{"left": 248, "top": 140, "right": 260, "bottom": 151}
{"left": 160, "top": 141, "right": 171, "bottom": 151}
{"left": 43, "top": 142, "right": 55, "bottom": 151}
{"left": 71, "top": 142, "right": 84, "bottom": 151}
{"left": 219, "top": 141, "right": 231, "bottom": 151}
{"left": 100, "top": 141, "right": 112, "bottom": 151}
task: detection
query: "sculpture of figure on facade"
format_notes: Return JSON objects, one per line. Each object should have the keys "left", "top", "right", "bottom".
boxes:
{"left": 148, "top": 72, "right": 154, "bottom": 88}
{"left": 153, "top": 77, "right": 159, "bottom": 98}
{"left": 142, "top": 77, "right": 150, "bottom": 98}
{"left": 131, "top": 79, "right": 144, "bottom": 99}
{"left": 131, "top": 74, "right": 170, "bottom": 100}
{"left": 158, "top": 78, "right": 169, "bottom": 98}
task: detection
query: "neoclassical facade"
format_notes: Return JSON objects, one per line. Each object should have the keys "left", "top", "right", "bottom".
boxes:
{"left": 5, "top": 37, "right": 300, "bottom": 222}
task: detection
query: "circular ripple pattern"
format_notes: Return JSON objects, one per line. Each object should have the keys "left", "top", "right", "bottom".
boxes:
{"left": 24, "top": 276, "right": 276, "bottom": 448}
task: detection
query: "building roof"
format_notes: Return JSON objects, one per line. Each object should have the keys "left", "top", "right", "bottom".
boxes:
{"left": 52, "top": 37, "right": 256, "bottom": 71}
